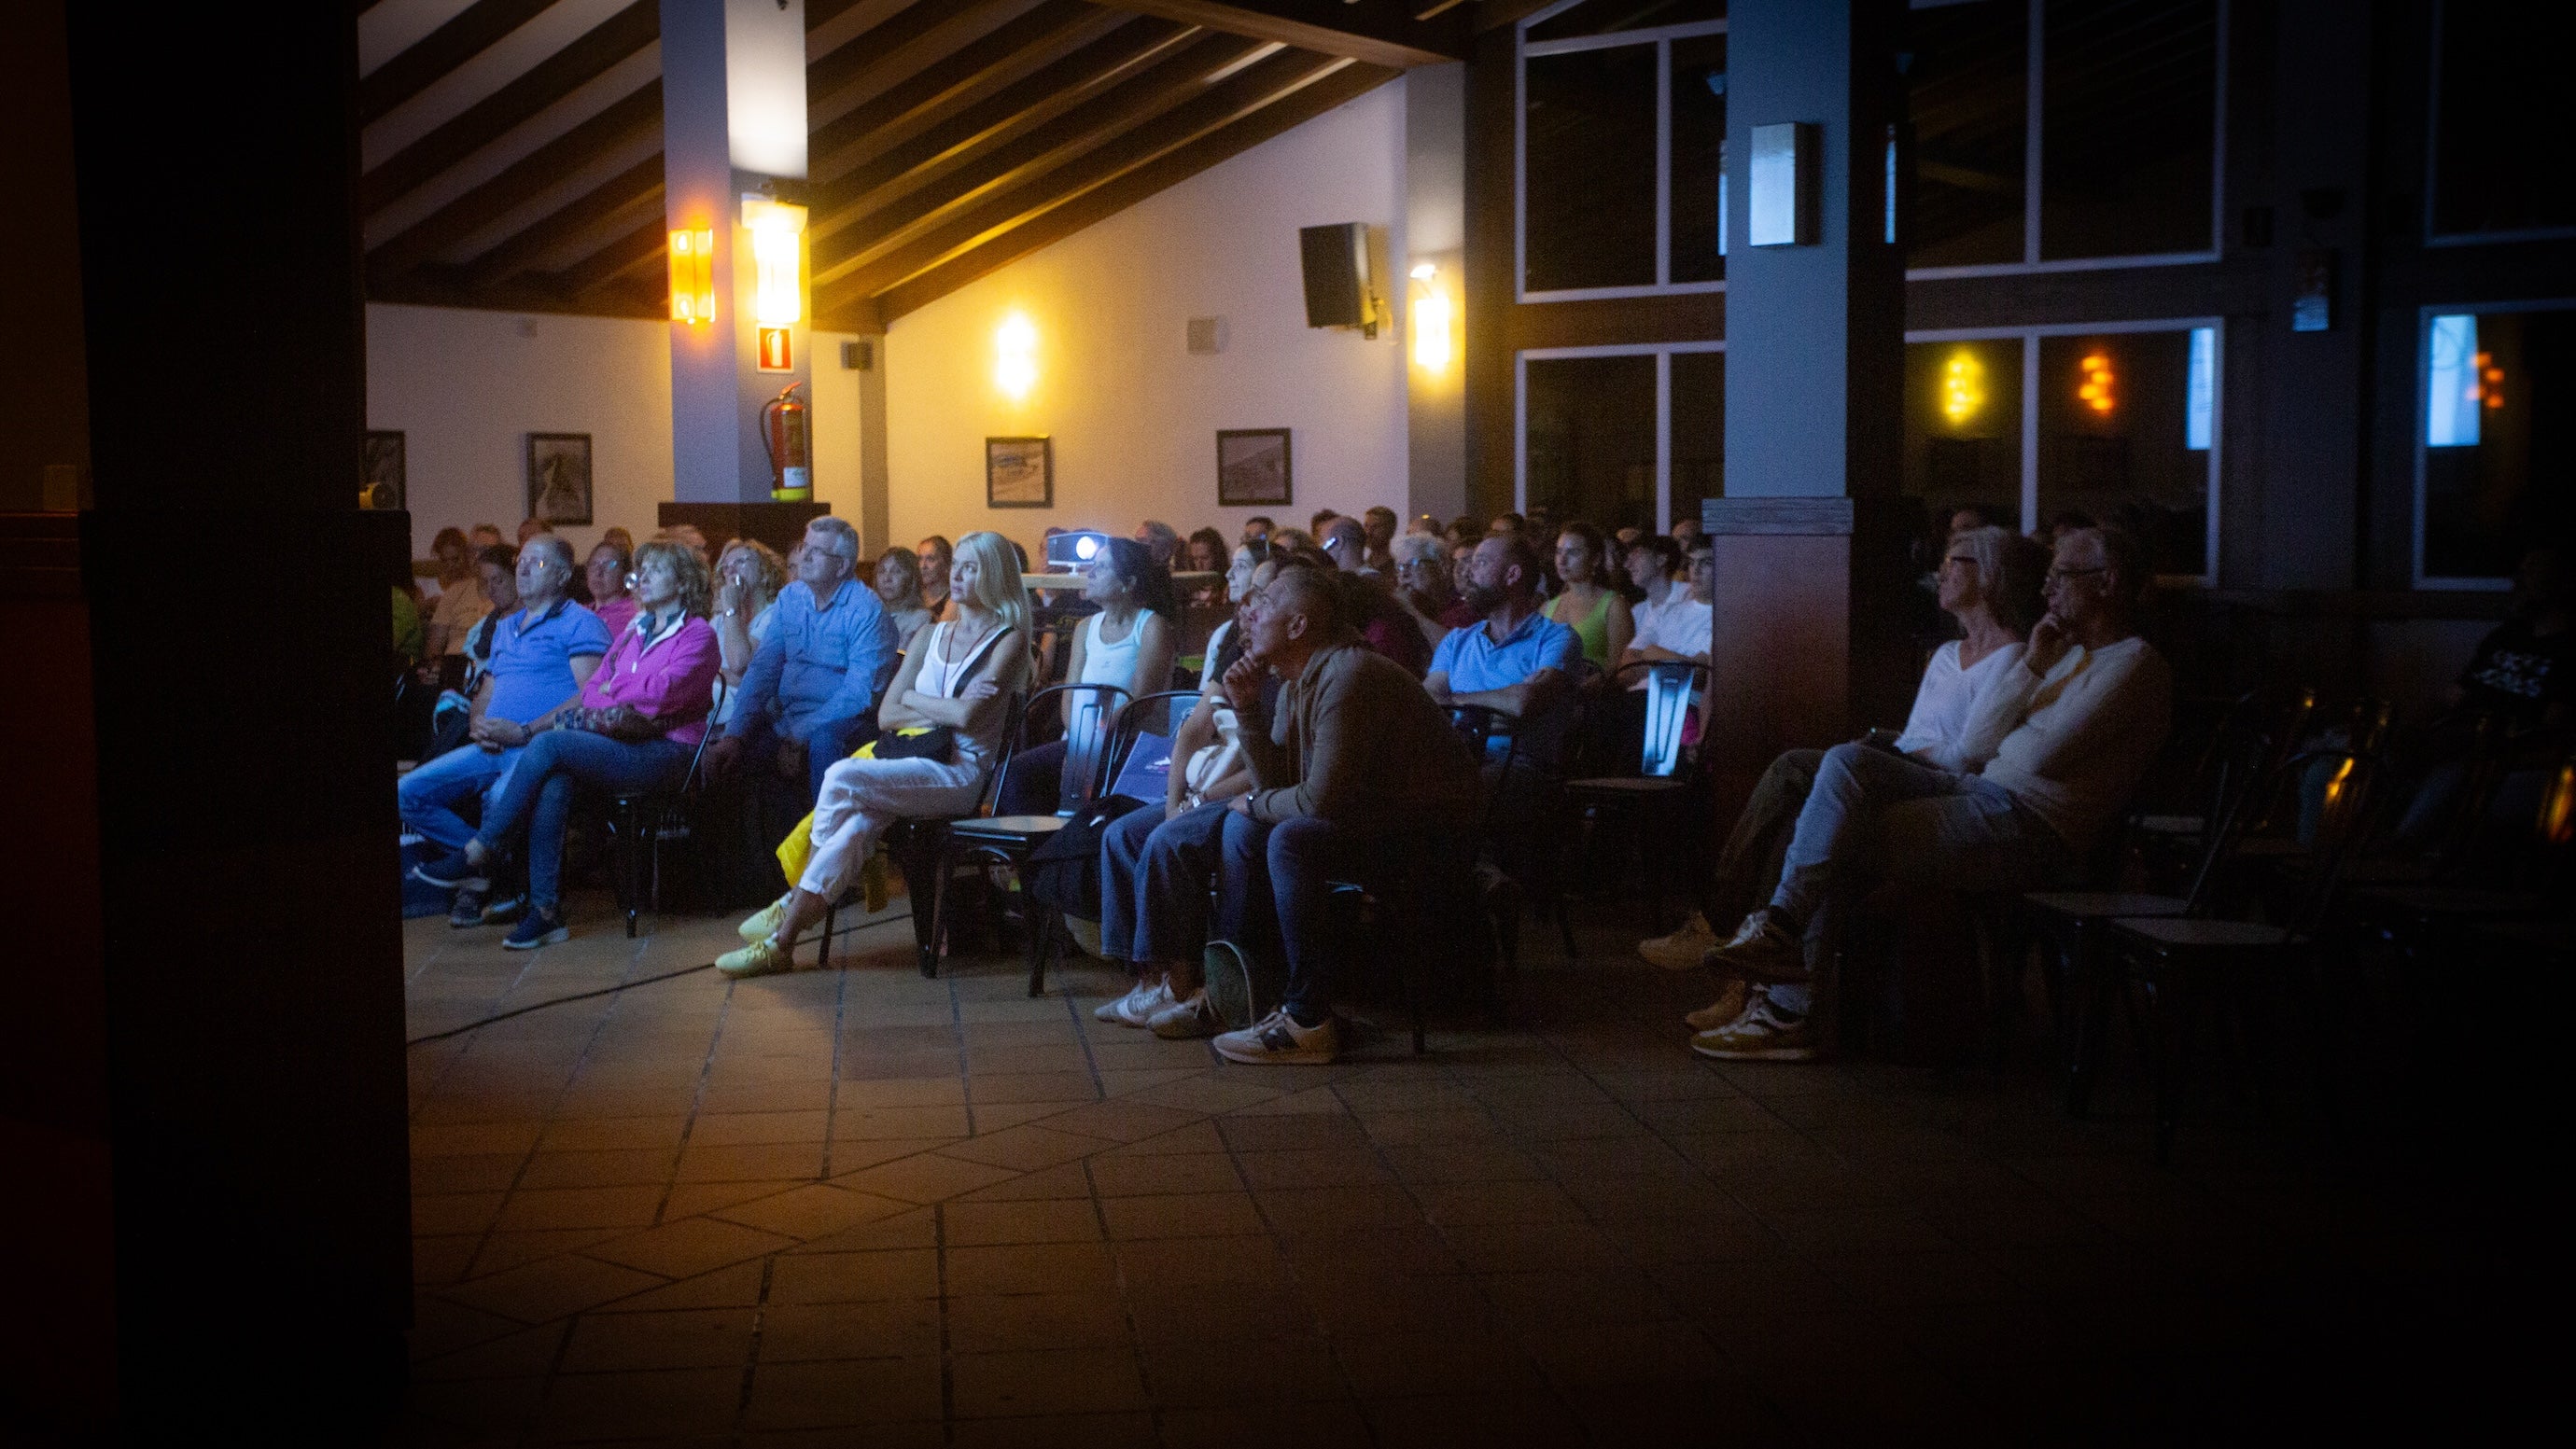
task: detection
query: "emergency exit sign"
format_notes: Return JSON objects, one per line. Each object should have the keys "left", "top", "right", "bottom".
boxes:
{"left": 756, "top": 327, "right": 792, "bottom": 370}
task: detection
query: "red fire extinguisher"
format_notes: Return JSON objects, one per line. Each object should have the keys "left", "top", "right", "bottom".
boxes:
{"left": 763, "top": 382, "right": 812, "bottom": 502}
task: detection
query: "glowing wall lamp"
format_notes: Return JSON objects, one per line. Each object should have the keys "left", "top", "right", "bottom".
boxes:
{"left": 994, "top": 312, "right": 1038, "bottom": 399}
{"left": 2078, "top": 350, "right": 2117, "bottom": 414}
{"left": 740, "top": 197, "right": 806, "bottom": 327}
{"left": 1939, "top": 347, "right": 1986, "bottom": 425}
{"left": 667, "top": 226, "right": 715, "bottom": 325}
{"left": 1408, "top": 262, "right": 1453, "bottom": 373}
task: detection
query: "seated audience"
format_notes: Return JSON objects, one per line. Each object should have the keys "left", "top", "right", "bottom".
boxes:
{"left": 1361, "top": 506, "right": 1399, "bottom": 573}
{"left": 1490, "top": 512, "right": 1523, "bottom": 536}
{"left": 917, "top": 535, "right": 957, "bottom": 622}
{"left": 1407, "top": 514, "right": 1441, "bottom": 537}
{"left": 1623, "top": 541, "right": 1715, "bottom": 670}
{"left": 1309, "top": 509, "right": 1340, "bottom": 538}
{"left": 1264, "top": 526, "right": 1318, "bottom": 558}
{"left": 1423, "top": 535, "right": 1583, "bottom": 802}
{"left": 469, "top": 522, "right": 507, "bottom": 552}
{"left": 1319, "top": 515, "right": 1374, "bottom": 576}
{"left": 1695, "top": 526, "right": 2170, "bottom": 1062}
{"left": 455, "top": 544, "right": 521, "bottom": 674}
{"left": 1192, "top": 569, "right": 1482, "bottom": 1062}
{"left": 1197, "top": 538, "right": 1270, "bottom": 688}
{"left": 1389, "top": 534, "right": 1461, "bottom": 649}
{"left": 1136, "top": 520, "right": 1183, "bottom": 568}
{"left": 602, "top": 525, "right": 637, "bottom": 555}
{"left": 415, "top": 541, "right": 721, "bottom": 948}
{"left": 517, "top": 517, "right": 553, "bottom": 546}
{"left": 400, "top": 538, "right": 606, "bottom": 914}
{"left": 1624, "top": 536, "right": 1683, "bottom": 638}
{"left": 391, "top": 581, "right": 425, "bottom": 667}
{"left": 585, "top": 538, "right": 638, "bottom": 636}
{"left": 1314, "top": 554, "right": 1432, "bottom": 677}
{"left": 719, "top": 533, "right": 1033, "bottom": 977}
{"left": 710, "top": 538, "right": 787, "bottom": 726}
{"left": 2393, "top": 542, "right": 2576, "bottom": 845}
{"left": 1239, "top": 516, "right": 1274, "bottom": 546}
{"left": 1540, "top": 522, "right": 1635, "bottom": 679}
{"left": 705, "top": 517, "right": 900, "bottom": 803}
{"left": 1671, "top": 516, "right": 1703, "bottom": 549}
{"left": 1614, "top": 524, "right": 1645, "bottom": 550}
{"left": 1095, "top": 678, "right": 1262, "bottom": 1038}
{"left": 874, "top": 547, "right": 934, "bottom": 645}
{"left": 998, "top": 536, "right": 1178, "bottom": 815}
{"left": 424, "top": 526, "right": 486, "bottom": 659}
{"left": 654, "top": 522, "right": 715, "bottom": 569}
{"left": 1183, "top": 527, "right": 1229, "bottom": 603}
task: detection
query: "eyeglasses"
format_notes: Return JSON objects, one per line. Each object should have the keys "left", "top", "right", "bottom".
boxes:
{"left": 2046, "top": 565, "right": 2108, "bottom": 584}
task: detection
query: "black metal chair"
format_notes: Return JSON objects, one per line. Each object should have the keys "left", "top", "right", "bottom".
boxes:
{"left": 940, "top": 682, "right": 1130, "bottom": 995}
{"left": 1561, "top": 661, "right": 1710, "bottom": 931}
{"left": 818, "top": 694, "right": 1027, "bottom": 977}
{"left": 605, "top": 685, "right": 728, "bottom": 939}
{"left": 1102, "top": 690, "right": 1204, "bottom": 801}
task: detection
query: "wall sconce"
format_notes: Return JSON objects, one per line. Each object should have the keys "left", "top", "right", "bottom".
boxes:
{"left": 995, "top": 312, "right": 1038, "bottom": 399}
{"left": 1409, "top": 262, "right": 1453, "bottom": 373}
{"left": 1939, "top": 347, "right": 1985, "bottom": 425}
{"left": 741, "top": 197, "right": 806, "bottom": 327}
{"left": 2078, "top": 351, "right": 2117, "bottom": 414}
{"left": 667, "top": 226, "right": 714, "bottom": 325}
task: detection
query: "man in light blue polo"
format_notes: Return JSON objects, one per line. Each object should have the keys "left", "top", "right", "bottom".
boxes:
{"left": 1424, "top": 533, "right": 1583, "bottom": 784}
{"left": 709, "top": 515, "right": 899, "bottom": 803}
{"left": 399, "top": 536, "right": 609, "bottom": 912}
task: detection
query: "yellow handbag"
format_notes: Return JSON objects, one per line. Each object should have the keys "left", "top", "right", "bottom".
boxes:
{"left": 773, "top": 731, "right": 931, "bottom": 912}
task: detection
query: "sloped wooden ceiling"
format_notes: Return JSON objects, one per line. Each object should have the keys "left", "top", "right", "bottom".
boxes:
{"left": 358, "top": 0, "right": 1518, "bottom": 330}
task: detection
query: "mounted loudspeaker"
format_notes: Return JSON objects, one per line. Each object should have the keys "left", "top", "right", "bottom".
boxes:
{"left": 1298, "top": 222, "right": 1378, "bottom": 336}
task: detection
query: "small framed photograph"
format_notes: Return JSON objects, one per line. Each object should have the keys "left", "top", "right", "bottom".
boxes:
{"left": 526, "top": 432, "right": 594, "bottom": 525}
{"left": 1217, "top": 427, "right": 1292, "bottom": 507}
{"left": 361, "top": 430, "right": 407, "bottom": 511}
{"left": 987, "top": 435, "right": 1053, "bottom": 509}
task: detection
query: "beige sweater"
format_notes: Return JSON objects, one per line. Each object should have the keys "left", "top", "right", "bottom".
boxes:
{"left": 1239, "top": 636, "right": 1481, "bottom": 828}
{"left": 1967, "top": 634, "right": 2174, "bottom": 851}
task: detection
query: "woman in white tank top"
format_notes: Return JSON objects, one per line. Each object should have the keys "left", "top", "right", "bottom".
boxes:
{"left": 997, "top": 536, "right": 1180, "bottom": 815}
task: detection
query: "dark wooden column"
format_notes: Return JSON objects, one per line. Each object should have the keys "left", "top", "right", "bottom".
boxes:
{"left": 1704, "top": 0, "right": 1911, "bottom": 822}
{"left": 33, "top": 1, "right": 413, "bottom": 1434}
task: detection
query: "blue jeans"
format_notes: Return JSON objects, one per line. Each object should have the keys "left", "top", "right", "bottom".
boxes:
{"left": 1222, "top": 814, "right": 1397, "bottom": 1022}
{"left": 473, "top": 730, "right": 689, "bottom": 913}
{"left": 398, "top": 743, "right": 524, "bottom": 850}
{"left": 1100, "top": 801, "right": 1250, "bottom": 965}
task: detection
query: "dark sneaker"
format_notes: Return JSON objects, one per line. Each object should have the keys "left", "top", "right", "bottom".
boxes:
{"left": 413, "top": 848, "right": 487, "bottom": 891}
{"left": 447, "top": 885, "right": 489, "bottom": 929}
{"left": 502, "top": 908, "right": 568, "bottom": 950}
{"left": 1701, "top": 909, "right": 1808, "bottom": 984}
{"left": 479, "top": 893, "right": 527, "bottom": 926}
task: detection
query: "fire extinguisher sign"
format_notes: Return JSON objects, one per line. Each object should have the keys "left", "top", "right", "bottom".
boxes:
{"left": 756, "top": 327, "right": 793, "bottom": 371}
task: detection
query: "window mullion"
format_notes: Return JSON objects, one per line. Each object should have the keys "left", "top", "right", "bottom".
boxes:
{"left": 1656, "top": 37, "right": 1673, "bottom": 288}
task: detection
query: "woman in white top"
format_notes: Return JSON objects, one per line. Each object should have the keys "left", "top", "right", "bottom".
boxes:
{"left": 1622, "top": 535, "right": 1684, "bottom": 641}
{"left": 720, "top": 531, "right": 1032, "bottom": 977}
{"left": 998, "top": 536, "right": 1179, "bottom": 815}
{"left": 1644, "top": 525, "right": 2050, "bottom": 999}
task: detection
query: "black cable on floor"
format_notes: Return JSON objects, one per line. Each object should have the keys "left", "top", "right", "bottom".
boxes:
{"left": 405, "top": 909, "right": 912, "bottom": 1047}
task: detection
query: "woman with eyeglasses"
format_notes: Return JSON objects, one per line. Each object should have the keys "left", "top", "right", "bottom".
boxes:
{"left": 584, "top": 539, "right": 638, "bottom": 637}
{"left": 1388, "top": 534, "right": 1460, "bottom": 653}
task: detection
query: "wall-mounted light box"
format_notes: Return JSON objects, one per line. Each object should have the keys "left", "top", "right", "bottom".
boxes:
{"left": 1747, "top": 122, "right": 1820, "bottom": 247}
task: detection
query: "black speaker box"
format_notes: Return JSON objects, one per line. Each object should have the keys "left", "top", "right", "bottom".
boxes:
{"left": 1298, "top": 222, "right": 1368, "bottom": 328}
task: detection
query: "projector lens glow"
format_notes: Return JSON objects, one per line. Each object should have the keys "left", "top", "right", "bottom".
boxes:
{"left": 1074, "top": 535, "right": 1100, "bottom": 560}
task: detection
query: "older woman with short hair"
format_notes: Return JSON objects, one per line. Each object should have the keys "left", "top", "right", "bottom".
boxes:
{"left": 585, "top": 538, "right": 639, "bottom": 636}
{"left": 1389, "top": 533, "right": 1463, "bottom": 648}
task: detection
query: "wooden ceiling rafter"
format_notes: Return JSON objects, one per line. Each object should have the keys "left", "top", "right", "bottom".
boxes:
{"left": 1095, "top": 0, "right": 1466, "bottom": 67}
{"left": 360, "top": 0, "right": 562, "bottom": 124}
{"left": 455, "top": 153, "right": 665, "bottom": 287}
{"left": 367, "top": 78, "right": 663, "bottom": 284}
{"left": 809, "top": 0, "right": 1119, "bottom": 177}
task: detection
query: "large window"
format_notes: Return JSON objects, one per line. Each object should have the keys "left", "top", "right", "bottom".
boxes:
{"left": 1905, "top": 321, "right": 2220, "bottom": 581}
{"left": 2428, "top": 1, "right": 2576, "bottom": 243}
{"left": 1519, "top": 344, "right": 1726, "bottom": 534}
{"left": 2417, "top": 305, "right": 2576, "bottom": 586}
{"left": 1905, "top": 0, "right": 2222, "bottom": 274}
{"left": 1519, "top": 1, "right": 1728, "bottom": 300}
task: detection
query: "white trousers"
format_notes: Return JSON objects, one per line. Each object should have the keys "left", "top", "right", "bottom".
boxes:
{"left": 799, "top": 755, "right": 986, "bottom": 901}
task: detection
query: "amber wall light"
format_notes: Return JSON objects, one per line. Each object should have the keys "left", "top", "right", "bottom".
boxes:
{"left": 668, "top": 227, "right": 715, "bottom": 325}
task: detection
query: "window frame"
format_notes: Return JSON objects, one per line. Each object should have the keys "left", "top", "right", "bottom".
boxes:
{"left": 1515, "top": 2, "right": 1730, "bottom": 302}
{"left": 1908, "top": 316, "right": 2224, "bottom": 586}
{"left": 1514, "top": 341, "right": 1729, "bottom": 532}
{"left": 2422, "top": 0, "right": 2576, "bottom": 247}
{"left": 2412, "top": 299, "right": 2576, "bottom": 590}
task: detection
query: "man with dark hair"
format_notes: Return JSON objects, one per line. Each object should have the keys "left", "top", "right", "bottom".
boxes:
{"left": 1204, "top": 568, "right": 1481, "bottom": 1064}
{"left": 710, "top": 517, "right": 899, "bottom": 803}
{"left": 1698, "top": 525, "right": 2171, "bottom": 1061}
{"left": 1424, "top": 535, "right": 1580, "bottom": 732}
{"left": 1361, "top": 505, "right": 1399, "bottom": 573}
{"left": 1309, "top": 508, "right": 1340, "bottom": 538}
{"left": 1240, "top": 516, "right": 1274, "bottom": 546}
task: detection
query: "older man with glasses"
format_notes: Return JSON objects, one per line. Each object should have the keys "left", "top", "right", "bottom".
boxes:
{"left": 707, "top": 516, "right": 900, "bottom": 804}
{"left": 1696, "top": 526, "right": 2173, "bottom": 1062}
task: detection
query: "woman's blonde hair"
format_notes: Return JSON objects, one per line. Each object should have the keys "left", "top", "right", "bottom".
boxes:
{"left": 634, "top": 537, "right": 713, "bottom": 620}
{"left": 719, "top": 537, "right": 788, "bottom": 609}
{"left": 952, "top": 530, "right": 1029, "bottom": 640}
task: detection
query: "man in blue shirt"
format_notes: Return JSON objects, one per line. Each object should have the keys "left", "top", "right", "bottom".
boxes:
{"left": 1424, "top": 533, "right": 1583, "bottom": 773}
{"left": 399, "top": 536, "right": 609, "bottom": 903}
{"left": 709, "top": 516, "right": 899, "bottom": 802}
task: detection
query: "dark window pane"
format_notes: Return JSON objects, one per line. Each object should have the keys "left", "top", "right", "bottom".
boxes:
{"left": 2037, "top": 331, "right": 2210, "bottom": 577}
{"left": 1526, "top": 354, "right": 1659, "bottom": 535}
{"left": 1669, "top": 35, "right": 1729, "bottom": 283}
{"left": 1904, "top": 338, "right": 2024, "bottom": 526}
{"left": 2039, "top": 0, "right": 2218, "bottom": 259}
{"left": 2431, "top": 6, "right": 2576, "bottom": 236}
{"left": 1670, "top": 350, "right": 1727, "bottom": 528}
{"left": 1526, "top": 48, "right": 1659, "bottom": 291}
{"left": 1905, "top": 0, "right": 2027, "bottom": 267}
{"left": 2423, "top": 311, "right": 2576, "bottom": 579}
{"left": 1528, "top": 0, "right": 1725, "bottom": 43}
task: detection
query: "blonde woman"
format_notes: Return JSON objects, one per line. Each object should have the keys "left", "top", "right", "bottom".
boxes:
{"left": 710, "top": 538, "right": 786, "bottom": 725}
{"left": 720, "top": 531, "right": 1032, "bottom": 978}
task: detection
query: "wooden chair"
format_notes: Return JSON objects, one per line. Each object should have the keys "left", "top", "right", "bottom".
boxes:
{"left": 941, "top": 682, "right": 1130, "bottom": 995}
{"left": 1561, "top": 662, "right": 1710, "bottom": 931}
{"left": 818, "top": 694, "right": 1027, "bottom": 977}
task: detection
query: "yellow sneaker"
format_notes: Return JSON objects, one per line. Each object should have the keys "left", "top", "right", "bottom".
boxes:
{"left": 737, "top": 898, "right": 788, "bottom": 943}
{"left": 717, "top": 937, "right": 793, "bottom": 979}
{"left": 1683, "top": 980, "right": 1750, "bottom": 1033}
{"left": 1638, "top": 911, "right": 1718, "bottom": 971}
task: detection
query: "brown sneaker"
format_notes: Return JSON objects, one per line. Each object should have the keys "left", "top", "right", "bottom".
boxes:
{"left": 1638, "top": 911, "right": 1718, "bottom": 971}
{"left": 1701, "top": 909, "right": 1808, "bottom": 984}
{"left": 1683, "top": 980, "right": 1751, "bottom": 1033}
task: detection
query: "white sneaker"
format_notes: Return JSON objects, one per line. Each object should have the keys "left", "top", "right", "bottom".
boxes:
{"left": 1094, "top": 977, "right": 1174, "bottom": 1027}
{"left": 1638, "top": 911, "right": 1718, "bottom": 971}
{"left": 1212, "top": 1008, "right": 1341, "bottom": 1065}
{"left": 1147, "top": 991, "right": 1221, "bottom": 1039}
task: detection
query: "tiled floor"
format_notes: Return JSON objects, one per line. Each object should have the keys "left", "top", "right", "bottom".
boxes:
{"left": 390, "top": 889, "right": 2498, "bottom": 1446}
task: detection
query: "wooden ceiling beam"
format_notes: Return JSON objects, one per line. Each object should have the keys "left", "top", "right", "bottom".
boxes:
{"left": 550, "top": 217, "right": 670, "bottom": 298}
{"left": 367, "top": 80, "right": 661, "bottom": 282}
{"left": 807, "top": 0, "right": 1016, "bottom": 108}
{"left": 811, "top": 0, "right": 1123, "bottom": 177}
{"left": 874, "top": 58, "right": 1397, "bottom": 320}
{"left": 1091, "top": 0, "right": 1464, "bottom": 67}
{"left": 359, "top": 0, "right": 559, "bottom": 125}
{"left": 455, "top": 156, "right": 664, "bottom": 289}
{"left": 817, "top": 48, "right": 1360, "bottom": 304}
{"left": 814, "top": 29, "right": 1256, "bottom": 284}
{"left": 360, "top": 0, "right": 658, "bottom": 215}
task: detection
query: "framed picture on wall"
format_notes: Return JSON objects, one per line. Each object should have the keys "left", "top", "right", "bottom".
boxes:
{"left": 1216, "top": 427, "right": 1292, "bottom": 507}
{"left": 526, "top": 432, "right": 593, "bottom": 525}
{"left": 987, "top": 436, "right": 1053, "bottom": 508}
{"left": 361, "top": 430, "right": 406, "bottom": 511}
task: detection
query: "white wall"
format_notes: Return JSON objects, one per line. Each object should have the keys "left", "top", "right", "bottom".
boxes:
{"left": 365, "top": 302, "right": 867, "bottom": 557}
{"left": 884, "top": 77, "right": 1410, "bottom": 556}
